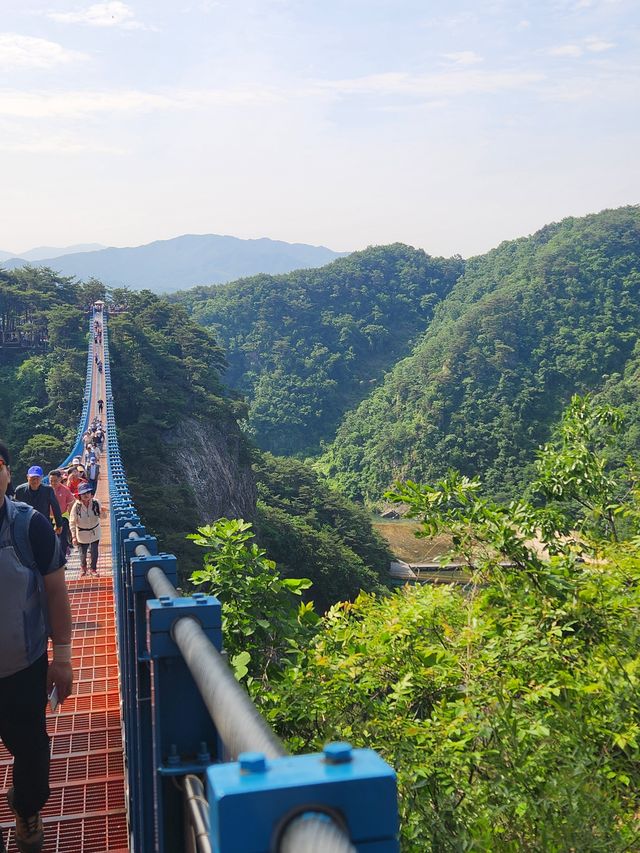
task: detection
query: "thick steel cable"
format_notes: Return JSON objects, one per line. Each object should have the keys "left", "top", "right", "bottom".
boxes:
{"left": 127, "top": 534, "right": 358, "bottom": 851}
{"left": 279, "top": 813, "right": 357, "bottom": 853}
{"left": 183, "top": 775, "right": 212, "bottom": 853}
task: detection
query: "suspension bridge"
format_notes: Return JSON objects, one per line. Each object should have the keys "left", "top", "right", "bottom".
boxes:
{"left": 0, "top": 307, "right": 398, "bottom": 852}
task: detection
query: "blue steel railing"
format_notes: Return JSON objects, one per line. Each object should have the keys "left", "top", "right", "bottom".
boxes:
{"left": 57, "top": 311, "right": 96, "bottom": 470}
{"left": 99, "top": 305, "right": 399, "bottom": 853}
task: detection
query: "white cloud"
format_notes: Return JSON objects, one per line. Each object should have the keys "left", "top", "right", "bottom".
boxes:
{"left": 0, "top": 33, "right": 87, "bottom": 70}
{"left": 443, "top": 51, "right": 483, "bottom": 66}
{"left": 0, "top": 87, "right": 278, "bottom": 118}
{"left": 548, "top": 36, "right": 615, "bottom": 58}
{"left": 314, "top": 69, "right": 543, "bottom": 99}
{"left": 517, "top": 19, "right": 531, "bottom": 30}
{"left": 0, "top": 131, "right": 125, "bottom": 154}
{"left": 584, "top": 36, "right": 615, "bottom": 52}
{"left": 549, "top": 43, "right": 584, "bottom": 57}
{"left": 0, "top": 90, "right": 172, "bottom": 118}
{"left": 48, "top": 2, "right": 145, "bottom": 29}
{"left": 376, "top": 99, "right": 448, "bottom": 114}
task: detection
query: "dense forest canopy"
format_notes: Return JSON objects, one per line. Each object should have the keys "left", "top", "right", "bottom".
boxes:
{"left": 0, "top": 267, "right": 104, "bottom": 474}
{"left": 236, "top": 397, "right": 640, "bottom": 851}
{"left": 0, "top": 267, "right": 395, "bottom": 606}
{"left": 320, "top": 206, "right": 640, "bottom": 501}
{"left": 254, "top": 453, "right": 391, "bottom": 611}
{"left": 174, "top": 245, "right": 464, "bottom": 455}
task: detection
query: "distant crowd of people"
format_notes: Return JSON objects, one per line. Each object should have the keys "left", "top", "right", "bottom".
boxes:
{"left": 55, "top": 416, "right": 107, "bottom": 573}
{"left": 8, "top": 416, "right": 108, "bottom": 577}
{"left": 94, "top": 319, "right": 103, "bottom": 372}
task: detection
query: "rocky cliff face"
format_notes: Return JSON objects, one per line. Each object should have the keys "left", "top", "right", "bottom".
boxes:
{"left": 168, "top": 415, "right": 256, "bottom": 524}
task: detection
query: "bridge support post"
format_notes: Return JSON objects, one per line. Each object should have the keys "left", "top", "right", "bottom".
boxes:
{"left": 132, "top": 550, "right": 180, "bottom": 850}
{"left": 147, "top": 596, "right": 222, "bottom": 853}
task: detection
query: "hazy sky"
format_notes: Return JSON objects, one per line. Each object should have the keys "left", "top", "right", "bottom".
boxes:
{"left": 1, "top": 0, "right": 638, "bottom": 257}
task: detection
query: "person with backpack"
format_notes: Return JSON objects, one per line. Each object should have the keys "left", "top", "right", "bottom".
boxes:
{"left": 0, "top": 440, "right": 73, "bottom": 853}
{"left": 48, "top": 470, "right": 75, "bottom": 557}
{"left": 69, "top": 482, "right": 105, "bottom": 576}
{"left": 14, "top": 467, "right": 63, "bottom": 536}
{"left": 85, "top": 456, "right": 100, "bottom": 495}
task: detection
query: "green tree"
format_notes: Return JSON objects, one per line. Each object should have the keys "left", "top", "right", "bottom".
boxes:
{"left": 175, "top": 245, "right": 463, "bottom": 454}
{"left": 189, "top": 518, "right": 314, "bottom": 683}
{"left": 254, "top": 452, "right": 391, "bottom": 610}
{"left": 321, "top": 206, "right": 640, "bottom": 503}
{"left": 20, "top": 434, "right": 67, "bottom": 474}
{"left": 259, "top": 399, "right": 640, "bottom": 851}
{"left": 532, "top": 393, "right": 625, "bottom": 540}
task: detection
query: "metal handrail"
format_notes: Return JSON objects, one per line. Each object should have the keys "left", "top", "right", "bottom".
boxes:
{"left": 128, "top": 529, "right": 287, "bottom": 761}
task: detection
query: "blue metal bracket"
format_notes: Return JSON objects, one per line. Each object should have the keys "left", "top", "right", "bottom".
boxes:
{"left": 130, "top": 553, "right": 178, "bottom": 593}
{"left": 124, "top": 534, "right": 158, "bottom": 560}
{"left": 147, "top": 594, "right": 222, "bottom": 657}
{"left": 116, "top": 515, "right": 140, "bottom": 530}
{"left": 119, "top": 522, "right": 146, "bottom": 542}
{"left": 206, "top": 744, "right": 398, "bottom": 852}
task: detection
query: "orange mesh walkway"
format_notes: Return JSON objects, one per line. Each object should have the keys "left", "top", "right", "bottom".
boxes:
{"left": 0, "top": 330, "right": 129, "bottom": 851}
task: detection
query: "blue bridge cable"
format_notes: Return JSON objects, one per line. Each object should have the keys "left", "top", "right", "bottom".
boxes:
{"left": 85, "top": 303, "right": 400, "bottom": 853}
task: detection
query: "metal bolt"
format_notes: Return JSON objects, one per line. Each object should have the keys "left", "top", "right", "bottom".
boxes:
{"left": 197, "top": 741, "right": 211, "bottom": 763}
{"left": 167, "top": 744, "right": 180, "bottom": 766}
{"left": 159, "top": 596, "right": 173, "bottom": 607}
{"left": 239, "top": 752, "right": 267, "bottom": 773}
{"left": 323, "top": 742, "right": 353, "bottom": 764}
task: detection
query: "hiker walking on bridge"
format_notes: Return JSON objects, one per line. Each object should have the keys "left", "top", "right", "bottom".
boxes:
{"left": 14, "top": 467, "right": 63, "bottom": 537}
{"left": 0, "top": 440, "right": 73, "bottom": 853}
{"left": 85, "top": 456, "right": 100, "bottom": 495}
{"left": 69, "top": 482, "right": 105, "bottom": 576}
{"left": 48, "top": 471, "right": 75, "bottom": 557}
{"left": 65, "top": 468, "right": 88, "bottom": 499}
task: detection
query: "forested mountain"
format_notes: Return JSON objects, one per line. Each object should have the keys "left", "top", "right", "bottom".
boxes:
{"left": 0, "top": 271, "right": 389, "bottom": 606}
{"left": 0, "top": 268, "right": 97, "bottom": 474}
{"left": 321, "top": 206, "right": 640, "bottom": 500}
{"left": 3, "top": 234, "right": 343, "bottom": 293}
{"left": 176, "top": 245, "right": 464, "bottom": 455}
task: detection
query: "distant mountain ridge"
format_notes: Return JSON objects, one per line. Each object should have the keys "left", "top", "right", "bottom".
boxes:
{"left": 1, "top": 234, "right": 345, "bottom": 292}
{"left": 0, "top": 243, "right": 105, "bottom": 262}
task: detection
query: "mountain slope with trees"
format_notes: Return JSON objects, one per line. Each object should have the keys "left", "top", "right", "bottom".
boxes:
{"left": 176, "top": 244, "right": 464, "bottom": 455}
{"left": 106, "top": 290, "right": 391, "bottom": 601}
{"left": 0, "top": 272, "right": 389, "bottom": 607}
{"left": 0, "top": 267, "right": 101, "bottom": 474}
{"left": 321, "top": 206, "right": 640, "bottom": 501}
